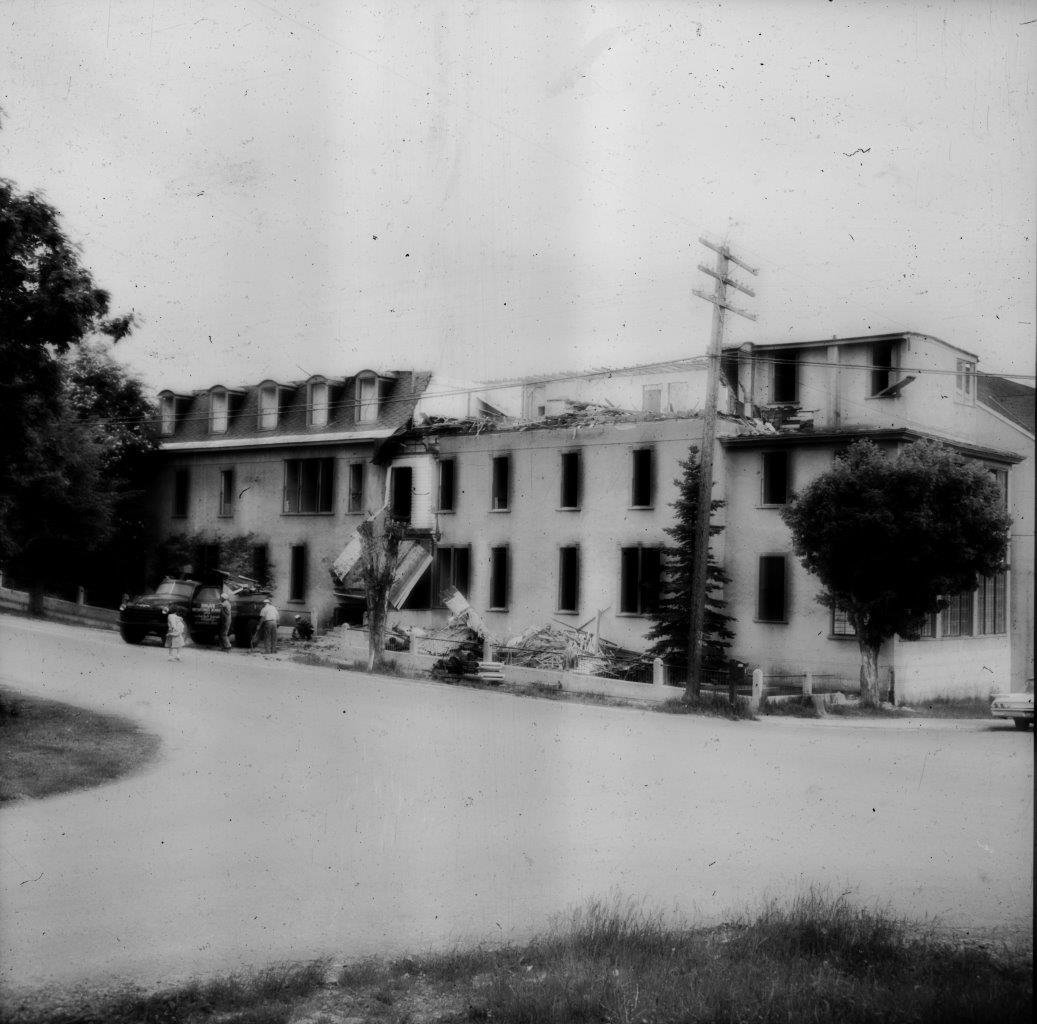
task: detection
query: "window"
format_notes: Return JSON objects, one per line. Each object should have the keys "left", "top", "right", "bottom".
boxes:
{"left": 218, "top": 468, "right": 235, "bottom": 517}
{"left": 757, "top": 555, "right": 787, "bottom": 622}
{"left": 489, "top": 546, "right": 510, "bottom": 610}
{"left": 631, "top": 448, "right": 654, "bottom": 507}
{"left": 258, "top": 384, "right": 279, "bottom": 430}
{"left": 308, "top": 379, "right": 329, "bottom": 427}
{"left": 390, "top": 466, "right": 413, "bottom": 523}
{"left": 172, "top": 469, "right": 190, "bottom": 518}
{"left": 348, "top": 463, "right": 365, "bottom": 513}
{"left": 210, "top": 389, "right": 228, "bottom": 433}
{"left": 903, "top": 611, "right": 937, "bottom": 640}
{"left": 955, "top": 359, "right": 975, "bottom": 403}
{"left": 989, "top": 467, "right": 1008, "bottom": 509}
{"left": 160, "top": 394, "right": 177, "bottom": 435}
{"left": 619, "top": 546, "right": 661, "bottom": 615}
{"left": 283, "top": 458, "right": 335, "bottom": 514}
{"left": 436, "top": 545, "right": 470, "bottom": 603}
{"left": 977, "top": 572, "right": 1007, "bottom": 635}
{"left": 356, "top": 374, "right": 379, "bottom": 423}
{"left": 870, "top": 341, "right": 895, "bottom": 396}
{"left": 642, "top": 385, "right": 662, "bottom": 413}
{"left": 437, "top": 458, "right": 456, "bottom": 512}
{"left": 491, "top": 455, "right": 511, "bottom": 511}
{"left": 831, "top": 607, "right": 856, "bottom": 637}
{"left": 940, "top": 591, "right": 973, "bottom": 637}
{"left": 251, "top": 544, "right": 269, "bottom": 586}
{"left": 289, "top": 544, "right": 307, "bottom": 602}
{"left": 560, "top": 451, "right": 582, "bottom": 509}
{"left": 667, "top": 381, "right": 690, "bottom": 412}
{"left": 558, "top": 546, "right": 580, "bottom": 613}
{"left": 772, "top": 351, "right": 798, "bottom": 403}
{"left": 761, "top": 450, "right": 790, "bottom": 505}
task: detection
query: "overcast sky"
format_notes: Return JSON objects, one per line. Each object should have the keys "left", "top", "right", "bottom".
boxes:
{"left": 3, "top": 0, "right": 1034, "bottom": 394}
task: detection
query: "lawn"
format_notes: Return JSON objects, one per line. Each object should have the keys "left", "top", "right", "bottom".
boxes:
{"left": 0, "top": 688, "right": 160, "bottom": 802}
{"left": 2, "top": 891, "right": 1030, "bottom": 1023}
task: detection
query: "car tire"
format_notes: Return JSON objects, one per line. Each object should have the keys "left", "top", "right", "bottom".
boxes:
{"left": 1012, "top": 718, "right": 1031, "bottom": 730}
{"left": 119, "top": 626, "right": 146, "bottom": 645}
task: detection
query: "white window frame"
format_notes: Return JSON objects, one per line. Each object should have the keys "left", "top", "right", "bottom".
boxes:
{"left": 955, "top": 359, "right": 976, "bottom": 404}
{"left": 258, "top": 384, "right": 279, "bottom": 430}
{"left": 210, "top": 388, "right": 228, "bottom": 434}
{"left": 308, "top": 378, "right": 330, "bottom": 427}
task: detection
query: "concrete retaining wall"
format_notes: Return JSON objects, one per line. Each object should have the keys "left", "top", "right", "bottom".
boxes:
{"left": 0, "top": 587, "right": 119, "bottom": 631}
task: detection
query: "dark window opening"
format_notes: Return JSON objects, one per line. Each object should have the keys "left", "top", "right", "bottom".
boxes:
{"left": 198, "top": 542, "right": 221, "bottom": 576}
{"left": 558, "top": 546, "right": 580, "bottom": 613}
{"left": 284, "top": 458, "right": 334, "bottom": 514}
{"left": 492, "top": 455, "right": 511, "bottom": 511}
{"left": 631, "top": 448, "right": 654, "bottom": 507}
{"left": 436, "top": 546, "right": 471, "bottom": 604}
{"left": 401, "top": 563, "right": 433, "bottom": 609}
{"left": 761, "top": 451, "right": 790, "bottom": 505}
{"left": 977, "top": 573, "right": 1007, "bottom": 635}
{"left": 348, "top": 463, "right": 365, "bottom": 513}
{"left": 438, "top": 458, "right": 456, "bottom": 512}
{"left": 490, "top": 546, "right": 510, "bottom": 609}
{"left": 619, "top": 546, "right": 661, "bottom": 615}
{"left": 251, "top": 545, "right": 269, "bottom": 587}
{"left": 757, "top": 555, "right": 787, "bottom": 622}
{"left": 772, "top": 352, "right": 798, "bottom": 403}
{"left": 560, "top": 451, "right": 582, "bottom": 509}
{"left": 172, "top": 469, "right": 190, "bottom": 518}
{"left": 870, "top": 342, "right": 895, "bottom": 395}
{"left": 390, "top": 466, "right": 413, "bottom": 523}
{"left": 219, "top": 468, "right": 235, "bottom": 517}
{"left": 289, "top": 544, "right": 307, "bottom": 602}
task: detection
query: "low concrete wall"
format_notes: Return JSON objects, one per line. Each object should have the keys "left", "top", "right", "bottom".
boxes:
{"left": 892, "top": 634, "right": 1009, "bottom": 703}
{"left": 339, "top": 629, "right": 682, "bottom": 705}
{"left": 0, "top": 587, "right": 119, "bottom": 631}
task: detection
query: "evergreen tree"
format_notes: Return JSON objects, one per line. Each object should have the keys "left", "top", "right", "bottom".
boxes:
{"left": 646, "top": 446, "right": 734, "bottom": 668}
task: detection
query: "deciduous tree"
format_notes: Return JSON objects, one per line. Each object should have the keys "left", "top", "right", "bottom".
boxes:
{"left": 781, "top": 440, "right": 1011, "bottom": 706}
{"left": 357, "top": 514, "right": 406, "bottom": 670}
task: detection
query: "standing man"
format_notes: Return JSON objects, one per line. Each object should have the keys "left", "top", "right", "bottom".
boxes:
{"left": 218, "top": 593, "right": 233, "bottom": 652}
{"left": 259, "top": 597, "right": 280, "bottom": 654}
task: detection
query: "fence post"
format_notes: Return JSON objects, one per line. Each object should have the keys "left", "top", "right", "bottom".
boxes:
{"left": 802, "top": 671, "right": 813, "bottom": 697}
{"left": 77, "top": 586, "right": 86, "bottom": 607}
{"left": 652, "top": 657, "right": 665, "bottom": 687}
{"left": 483, "top": 637, "right": 493, "bottom": 663}
{"left": 750, "top": 668, "right": 764, "bottom": 712}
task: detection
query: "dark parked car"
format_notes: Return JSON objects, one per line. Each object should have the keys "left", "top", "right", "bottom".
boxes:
{"left": 119, "top": 574, "right": 271, "bottom": 646}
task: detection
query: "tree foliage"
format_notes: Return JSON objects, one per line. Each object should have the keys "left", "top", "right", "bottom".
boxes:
{"left": 781, "top": 439, "right": 1011, "bottom": 704}
{"left": 645, "top": 446, "right": 734, "bottom": 669}
{"left": 0, "top": 178, "right": 150, "bottom": 603}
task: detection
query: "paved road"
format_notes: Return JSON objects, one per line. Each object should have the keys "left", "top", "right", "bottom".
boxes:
{"left": 0, "top": 614, "right": 1032, "bottom": 994}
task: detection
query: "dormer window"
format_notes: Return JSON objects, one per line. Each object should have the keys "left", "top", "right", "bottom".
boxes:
{"left": 159, "top": 393, "right": 177, "bottom": 436}
{"left": 258, "top": 382, "right": 280, "bottom": 430}
{"left": 308, "top": 377, "right": 330, "bottom": 427}
{"left": 955, "top": 359, "right": 976, "bottom": 404}
{"left": 210, "top": 388, "right": 229, "bottom": 433}
{"left": 356, "top": 372, "right": 380, "bottom": 424}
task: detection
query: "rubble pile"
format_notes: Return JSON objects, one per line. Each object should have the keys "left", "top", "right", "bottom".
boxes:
{"left": 499, "top": 620, "right": 649, "bottom": 681}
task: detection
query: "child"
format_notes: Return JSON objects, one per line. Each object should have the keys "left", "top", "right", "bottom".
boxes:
{"left": 166, "top": 609, "right": 187, "bottom": 661}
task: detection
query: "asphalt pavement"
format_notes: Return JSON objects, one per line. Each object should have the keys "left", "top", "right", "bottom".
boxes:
{"left": 0, "top": 613, "right": 1032, "bottom": 995}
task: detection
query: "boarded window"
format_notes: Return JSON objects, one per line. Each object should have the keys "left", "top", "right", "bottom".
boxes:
{"left": 620, "top": 546, "right": 661, "bottom": 615}
{"left": 437, "top": 458, "right": 456, "bottom": 512}
{"left": 436, "top": 546, "right": 471, "bottom": 604}
{"left": 560, "top": 451, "right": 581, "bottom": 509}
{"left": 289, "top": 544, "right": 307, "bottom": 602}
{"left": 348, "top": 463, "right": 365, "bottom": 513}
{"left": 757, "top": 555, "right": 787, "bottom": 622}
{"left": 870, "top": 341, "right": 895, "bottom": 396}
{"left": 491, "top": 455, "right": 511, "bottom": 511}
{"left": 390, "top": 466, "right": 413, "bottom": 523}
{"left": 490, "top": 546, "right": 509, "bottom": 609}
{"left": 761, "top": 450, "right": 790, "bottom": 505}
{"left": 172, "top": 468, "right": 189, "bottom": 518}
{"left": 558, "top": 546, "right": 580, "bottom": 613}
{"left": 940, "top": 591, "right": 974, "bottom": 637}
{"left": 283, "top": 458, "right": 334, "bottom": 513}
{"left": 631, "top": 448, "right": 654, "bottom": 507}
{"left": 977, "top": 573, "right": 1007, "bottom": 635}
{"left": 772, "top": 352, "right": 798, "bottom": 403}
{"left": 219, "top": 468, "right": 235, "bottom": 517}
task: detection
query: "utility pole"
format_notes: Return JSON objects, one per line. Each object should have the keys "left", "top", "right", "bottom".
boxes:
{"left": 685, "top": 238, "right": 757, "bottom": 701}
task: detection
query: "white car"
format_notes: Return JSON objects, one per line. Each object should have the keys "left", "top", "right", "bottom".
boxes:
{"left": 990, "top": 691, "right": 1034, "bottom": 730}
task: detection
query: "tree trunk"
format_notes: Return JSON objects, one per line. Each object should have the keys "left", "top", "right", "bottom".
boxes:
{"left": 367, "top": 596, "right": 387, "bottom": 672}
{"left": 858, "top": 641, "right": 882, "bottom": 707}
{"left": 28, "top": 582, "right": 46, "bottom": 618}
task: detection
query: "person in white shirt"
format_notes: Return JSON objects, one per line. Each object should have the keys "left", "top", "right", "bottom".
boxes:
{"left": 166, "top": 610, "right": 186, "bottom": 661}
{"left": 258, "top": 598, "right": 279, "bottom": 654}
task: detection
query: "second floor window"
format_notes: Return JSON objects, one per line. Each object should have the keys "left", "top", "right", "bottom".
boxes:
{"left": 348, "top": 463, "right": 365, "bottom": 513}
{"left": 172, "top": 468, "right": 190, "bottom": 518}
{"left": 390, "top": 466, "right": 413, "bottom": 523}
{"left": 631, "top": 448, "right": 654, "bottom": 508}
{"left": 437, "top": 458, "right": 456, "bottom": 512}
{"left": 219, "top": 468, "right": 235, "bottom": 517}
{"left": 560, "top": 451, "right": 581, "bottom": 509}
{"left": 870, "top": 341, "right": 895, "bottom": 396}
{"left": 491, "top": 455, "right": 511, "bottom": 510}
{"left": 761, "top": 450, "right": 790, "bottom": 505}
{"left": 619, "top": 546, "right": 661, "bottom": 615}
{"left": 772, "top": 351, "right": 799, "bottom": 403}
{"left": 284, "top": 458, "right": 334, "bottom": 514}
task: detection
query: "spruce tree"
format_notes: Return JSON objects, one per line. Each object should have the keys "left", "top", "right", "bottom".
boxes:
{"left": 645, "top": 446, "right": 734, "bottom": 669}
